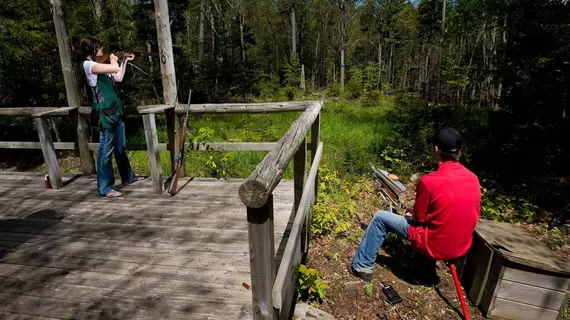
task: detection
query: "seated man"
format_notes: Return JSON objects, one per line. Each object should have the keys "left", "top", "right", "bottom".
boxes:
{"left": 348, "top": 127, "right": 481, "bottom": 281}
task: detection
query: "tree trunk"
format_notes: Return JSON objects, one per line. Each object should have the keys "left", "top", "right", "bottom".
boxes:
{"left": 291, "top": 0, "right": 297, "bottom": 59}
{"left": 239, "top": 0, "right": 245, "bottom": 62}
{"left": 312, "top": 33, "right": 320, "bottom": 90}
{"left": 301, "top": 64, "right": 306, "bottom": 91}
{"left": 435, "top": 0, "right": 447, "bottom": 103}
{"left": 339, "top": 0, "right": 346, "bottom": 92}
{"left": 378, "top": 37, "right": 382, "bottom": 90}
{"left": 92, "top": 0, "right": 104, "bottom": 30}
{"left": 199, "top": 0, "right": 206, "bottom": 60}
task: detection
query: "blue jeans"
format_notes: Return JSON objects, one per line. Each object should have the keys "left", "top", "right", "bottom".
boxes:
{"left": 352, "top": 210, "right": 410, "bottom": 274}
{"left": 97, "top": 122, "right": 136, "bottom": 195}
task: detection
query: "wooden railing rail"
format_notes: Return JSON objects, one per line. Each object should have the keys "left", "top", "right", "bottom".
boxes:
{"left": 0, "top": 101, "right": 319, "bottom": 194}
{"left": 238, "top": 101, "right": 321, "bottom": 208}
{"left": 238, "top": 101, "right": 323, "bottom": 320}
{"left": 137, "top": 101, "right": 314, "bottom": 115}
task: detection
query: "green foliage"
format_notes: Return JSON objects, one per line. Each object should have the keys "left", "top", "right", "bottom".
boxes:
{"left": 311, "top": 167, "right": 373, "bottom": 236}
{"left": 326, "top": 82, "right": 341, "bottom": 97}
{"left": 361, "top": 90, "right": 381, "bottom": 107}
{"left": 346, "top": 67, "right": 363, "bottom": 100}
{"left": 296, "top": 264, "right": 329, "bottom": 303}
{"left": 364, "top": 282, "right": 374, "bottom": 297}
{"left": 480, "top": 185, "right": 539, "bottom": 223}
{"left": 323, "top": 250, "right": 340, "bottom": 261}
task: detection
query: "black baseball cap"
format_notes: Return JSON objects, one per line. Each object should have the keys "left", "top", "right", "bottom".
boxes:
{"left": 426, "top": 127, "right": 463, "bottom": 153}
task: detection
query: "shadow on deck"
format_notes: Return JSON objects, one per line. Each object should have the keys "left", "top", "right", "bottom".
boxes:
{"left": 0, "top": 172, "right": 295, "bottom": 319}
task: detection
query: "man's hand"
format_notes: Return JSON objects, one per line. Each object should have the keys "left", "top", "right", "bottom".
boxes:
{"left": 404, "top": 210, "right": 413, "bottom": 218}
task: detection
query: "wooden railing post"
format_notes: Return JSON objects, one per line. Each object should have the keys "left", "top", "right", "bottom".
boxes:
{"left": 311, "top": 113, "right": 320, "bottom": 204}
{"left": 70, "top": 109, "right": 95, "bottom": 175}
{"left": 246, "top": 195, "right": 276, "bottom": 320}
{"left": 34, "top": 117, "right": 63, "bottom": 189}
{"left": 294, "top": 139, "right": 309, "bottom": 255}
{"left": 142, "top": 113, "right": 163, "bottom": 193}
{"left": 294, "top": 139, "right": 307, "bottom": 212}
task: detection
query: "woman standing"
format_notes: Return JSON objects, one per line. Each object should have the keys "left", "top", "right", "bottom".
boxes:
{"left": 79, "top": 37, "right": 142, "bottom": 197}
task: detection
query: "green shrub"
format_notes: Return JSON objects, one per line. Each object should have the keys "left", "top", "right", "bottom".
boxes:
{"left": 347, "top": 67, "right": 363, "bottom": 99}
{"left": 311, "top": 167, "right": 373, "bottom": 236}
{"left": 480, "top": 185, "right": 539, "bottom": 223}
{"left": 326, "top": 82, "right": 341, "bottom": 97}
{"left": 361, "top": 90, "right": 381, "bottom": 107}
{"left": 296, "top": 264, "right": 329, "bottom": 303}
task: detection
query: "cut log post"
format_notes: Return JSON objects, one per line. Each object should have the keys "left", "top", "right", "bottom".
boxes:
{"left": 70, "top": 109, "right": 95, "bottom": 175}
{"left": 239, "top": 101, "right": 322, "bottom": 208}
{"left": 143, "top": 113, "right": 163, "bottom": 193}
{"left": 311, "top": 113, "right": 320, "bottom": 204}
{"left": 246, "top": 195, "right": 276, "bottom": 320}
{"left": 49, "top": 0, "right": 82, "bottom": 109}
{"left": 154, "top": 0, "right": 178, "bottom": 106}
{"left": 34, "top": 117, "right": 63, "bottom": 189}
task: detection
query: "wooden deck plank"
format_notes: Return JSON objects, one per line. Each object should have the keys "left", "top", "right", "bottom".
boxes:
{"left": 0, "top": 172, "right": 294, "bottom": 319}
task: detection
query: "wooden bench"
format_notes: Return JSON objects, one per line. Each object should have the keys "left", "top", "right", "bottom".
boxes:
{"left": 458, "top": 219, "right": 570, "bottom": 320}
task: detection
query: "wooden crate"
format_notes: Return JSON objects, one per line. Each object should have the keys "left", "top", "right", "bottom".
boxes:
{"left": 458, "top": 219, "right": 570, "bottom": 320}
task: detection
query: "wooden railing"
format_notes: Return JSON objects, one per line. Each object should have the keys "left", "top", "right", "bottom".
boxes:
{"left": 238, "top": 101, "right": 323, "bottom": 319}
{"left": 0, "top": 101, "right": 318, "bottom": 194}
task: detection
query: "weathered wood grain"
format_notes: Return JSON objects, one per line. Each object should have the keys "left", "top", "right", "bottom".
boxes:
{"left": 34, "top": 117, "right": 63, "bottom": 189}
{"left": 502, "top": 266, "right": 570, "bottom": 292}
{"left": 0, "top": 173, "right": 294, "bottom": 319}
{"left": 239, "top": 101, "right": 322, "bottom": 208}
{"left": 142, "top": 113, "right": 163, "bottom": 193}
{"left": 311, "top": 113, "right": 320, "bottom": 203}
{"left": 273, "top": 142, "right": 323, "bottom": 310}
{"left": 475, "top": 219, "right": 570, "bottom": 274}
{"left": 153, "top": 0, "right": 177, "bottom": 105}
{"left": 31, "top": 106, "right": 78, "bottom": 117}
{"left": 137, "top": 101, "right": 315, "bottom": 114}
{"left": 70, "top": 109, "right": 95, "bottom": 175}
{"left": 496, "top": 278, "right": 566, "bottom": 310}
{"left": 139, "top": 104, "right": 175, "bottom": 114}
{"left": 490, "top": 297, "right": 559, "bottom": 320}
{"left": 246, "top": 195, "right": 276, "bottom": 320}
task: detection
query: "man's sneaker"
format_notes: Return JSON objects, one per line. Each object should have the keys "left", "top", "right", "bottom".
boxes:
{"left": 347, "top": 262, "right": 373, "bottom": 282}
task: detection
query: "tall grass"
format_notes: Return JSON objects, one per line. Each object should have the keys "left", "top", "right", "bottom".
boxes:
{"left": 124, "top": 100, "right": 393, "bottom": 179}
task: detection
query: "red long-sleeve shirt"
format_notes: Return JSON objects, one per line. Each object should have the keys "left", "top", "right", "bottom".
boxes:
{"left": 407, "top": 161, "right": 481, "bottom": 260}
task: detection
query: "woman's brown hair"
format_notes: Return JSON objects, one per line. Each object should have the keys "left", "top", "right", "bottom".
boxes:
{"left": 80, "top": 37, "right": 103, "bottom": 58}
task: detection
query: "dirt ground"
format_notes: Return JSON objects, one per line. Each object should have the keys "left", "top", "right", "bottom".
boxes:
{"left": 305, "top": 179, "right": 570, "bottom": 320}
{"left": 307, "top": 225, "right": 486, "bottom": 320}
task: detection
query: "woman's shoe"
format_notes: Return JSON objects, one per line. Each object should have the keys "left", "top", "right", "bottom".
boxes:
{"left": 104, "top": 189, "right": 123, "bottom": 197}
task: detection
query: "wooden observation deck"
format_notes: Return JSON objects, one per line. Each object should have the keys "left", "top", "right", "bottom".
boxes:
{"left": 0, "top": 101, "right": 323, "bottom": 320}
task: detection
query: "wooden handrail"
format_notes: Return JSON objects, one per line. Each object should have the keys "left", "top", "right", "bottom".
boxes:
{"left": 32, "top": 106, "right": 78, "bottom": 117}
{"left": 272, "top": 142, "right": 323, "bottom": 310}
{"left": 138, "top": 104, "right": 175, "bottom": 114}
{"left": 0, "top": 107, "right": 91, "bottom": 117}
{"left": 238, "top": 101, "right": 322, "bottom": 208}
{"left": 137, "top": 101, "right": 316, "bottom": 114}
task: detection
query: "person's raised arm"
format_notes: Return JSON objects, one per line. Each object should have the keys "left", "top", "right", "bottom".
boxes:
{"left": 111, "top": 54, "right": 135, "bottom": 82}
{"left": 91, "top": 54, "right": 121, "bottom": 74}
